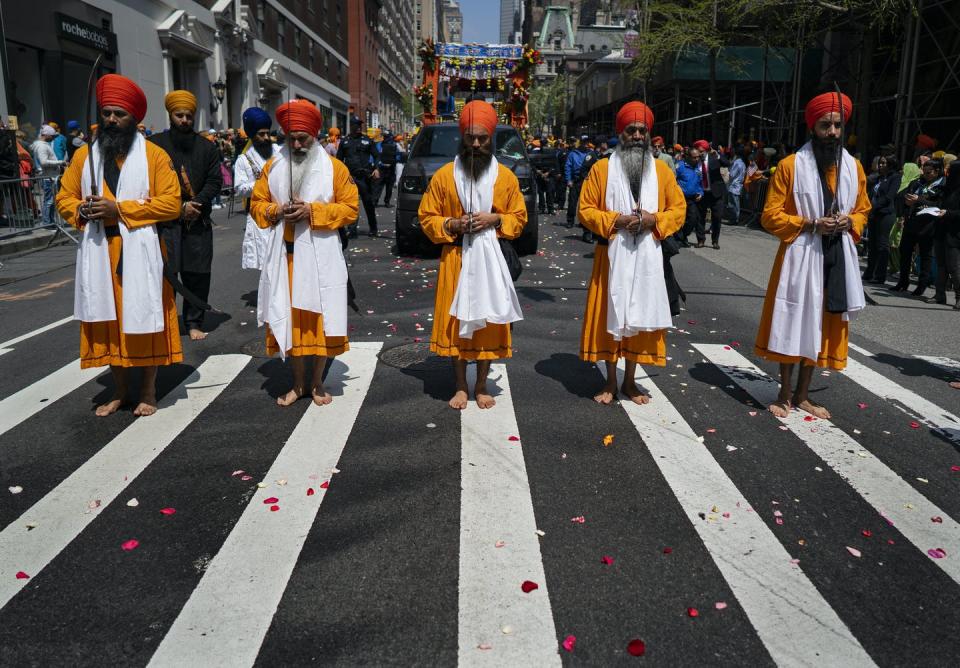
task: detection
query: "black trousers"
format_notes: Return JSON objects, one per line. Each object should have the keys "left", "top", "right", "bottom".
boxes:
{"left": 934, "top": 240, "right": 960, "bottom": 299}
{"left": 681, "top": 196, "right": 702, "bottom": 242}
{"left": 897, "top": 225, "right": 934, "bottom": 290}
{"left": 378, "top": 166, "right": 395, "bottom": 205}
{"left": 554, "top": 179, "right": 567, "bottom": 210}
{"left": 180, "top": 271, "right": 211, "bottom": 331}
{"left": 864, "top": 213, "right": 895, "bottom": 282}
{"left": 537, "top": 178, "right": 555, "bottom": 213}
{"left": 567, "top": 181, "right": 582, "bottom": 226}
{"left": 697, "top": 192, "right": 725, "bottom": 244}
{"left": 350, "top": 175, "right": 378, "bottom": 235}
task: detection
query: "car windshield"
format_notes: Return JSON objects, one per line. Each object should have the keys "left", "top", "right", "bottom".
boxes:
{"left": 410, "top": 126, "right": 528, "bottom": 161}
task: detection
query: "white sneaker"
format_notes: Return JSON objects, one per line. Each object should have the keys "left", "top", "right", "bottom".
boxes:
{"left": 212, "top": 204, "right": 223, "bottom": 210}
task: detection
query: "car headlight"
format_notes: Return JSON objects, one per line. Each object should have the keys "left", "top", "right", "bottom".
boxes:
{"left": 401, "top": 176, "right": 426, "bottom": 194}
{"left": 517, "top": 177, "right": 533, "bottom": 194}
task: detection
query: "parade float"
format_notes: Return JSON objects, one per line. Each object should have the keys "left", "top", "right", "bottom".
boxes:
{"left": 415, "top": 39, "right": 543, "bottom": 128}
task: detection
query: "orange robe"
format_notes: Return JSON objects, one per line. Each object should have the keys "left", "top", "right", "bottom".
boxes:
{"left": 249, "top": 155, "right": 359, "bottom": 357}
{"left": 754, "top": 153, "right": 870, "bottom": 369}
{"left": 418, "top": 162, "right": 527, "bottom": 360}
{"left": 56, "top": 142, "right": 183, "bottom": 369}
{"left": 578, "top": 158, "right": 687, "bottom": 365}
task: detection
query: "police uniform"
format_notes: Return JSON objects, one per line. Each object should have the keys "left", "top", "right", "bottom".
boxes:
{"left": 336, "top": 128, "right": 380, "bottom": 237}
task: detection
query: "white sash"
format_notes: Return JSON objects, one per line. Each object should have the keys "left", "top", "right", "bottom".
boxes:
{"left": 768, "top": 143, "right": 865, "bottom": 361}
{"left": 605, "top": 150, "right": 673, "bottom": 340}
{"left": 257, "top": 146, "right": 347, "bottom": 358}
{"left": 75, "top": 133, "right": 165, "bottom": 334}
{"left": 240, "top": 146, "right": 274, "bottom": 270}
{"left": 449, "top": 156, "right": 523, "bottom": 339}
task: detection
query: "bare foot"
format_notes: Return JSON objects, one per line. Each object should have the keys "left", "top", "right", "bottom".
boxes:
{"left": 133, "top": 397, "right": 157, "bottom": 416}
{"left": 95, "top": 398, "right": 125, "bottom": 417}
{"left": 277, "top": 387, "right": 305, "bottom": 407}
{"left": 950, "top": 381, "right": 960, "bottom": 390}
{"left": 189, "top": 328, "right": 208, "bottom": 341}
{"left": 449, "top": 389, "right": 469, "bottom": 410}
{"left": 475, "top": 384, "right": 496, "bottom": 409}
{"left": 311, "top": 386, "right": 333, "bottom": 406}
{"left": 594, "top": 381, "right": 618, "bottom": 404}
{"left": 621, "top": 382, "right": 651, "bottom": 405}
{"left": 768, "top": 398, "right": 791, "bottom": 418}
{"left": 794, "top": 397, "right": 831, "bottom": 419}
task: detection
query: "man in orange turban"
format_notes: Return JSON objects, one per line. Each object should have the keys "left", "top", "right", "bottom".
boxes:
{"left": 56, "top": 74, "right": 183, "bottom": 417}
{"left": 149, "top": 89, "right": 223, "bottom": 341}
{"left": 250, "top": 99, "right": 359, "bottom": 407}
{"left": 689, "top": 137, "right": 730, "bottom": 248}
{"left": 577, "top": 99, "right": 686, "bottom": 405}
{"left": 418, "top": 100, "right": 527, "bottom": 410}
{"left": 755, "top": 89, "right": 870, "bottom": 420}
{"left": 324, "top": 126, "right": 341, "bottom": 156}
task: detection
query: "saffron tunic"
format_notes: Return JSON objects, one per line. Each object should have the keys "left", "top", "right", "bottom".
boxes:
{"left": 249, "top": 156, "right": 358, "bottom": 357}
{"left": 578, "top": 158, "right": 687, "bottom": 365}
{"left": 418, "top": 162, "right": 527, "bottom": 360}
{"left": 56, "top": 143, "right": 183, "bottom": 369}
{"left": 754, "top": 154, "right": 870, "bottom": 369}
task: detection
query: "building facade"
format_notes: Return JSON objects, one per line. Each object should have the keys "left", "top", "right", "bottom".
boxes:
{"left": 2, "top": 0, "right": 351, "bottom": 136}
{"left": 439, "top": 0, "right": 461, "bottom": 44}
{"left": 499, "top": 0, "right": 522, "bottom": 44}
{"left": 415, "top": 0, "right": 440, "bottom": 43}
{"left": 377, "top": 0, "right": 414, "bottom": 133}
{"left": 346, "top": 0, "right": 380, "bottom": 129}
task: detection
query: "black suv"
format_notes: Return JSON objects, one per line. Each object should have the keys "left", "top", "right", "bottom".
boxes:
{"left": 395, "top": 123, "right": 538, "bottom": 256}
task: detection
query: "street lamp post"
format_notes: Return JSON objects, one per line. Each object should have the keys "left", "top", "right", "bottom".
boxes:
{"left": 210, "top": 78, "right": 227, "bottom": 128}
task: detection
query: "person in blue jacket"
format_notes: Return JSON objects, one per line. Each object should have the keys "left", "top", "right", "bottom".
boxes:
{"left": 564, "top": 136, "right": 591, "bottom": 228}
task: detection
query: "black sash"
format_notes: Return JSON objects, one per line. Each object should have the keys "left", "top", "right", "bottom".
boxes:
{"left": 820, "top": 176, "right": 848, "bottom": 314}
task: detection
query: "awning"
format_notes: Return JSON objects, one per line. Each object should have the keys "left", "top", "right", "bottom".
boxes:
{"left": 157, "top": 10, "right": 214, "bottom": 60}
{"left": 257, "top": 59, "right": 287, "bottom": 92}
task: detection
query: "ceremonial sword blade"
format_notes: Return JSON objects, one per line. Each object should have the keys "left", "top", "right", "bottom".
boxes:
{"left": 833, "top": 82, "right": 845, "bottom": 236}
{"left": 84, "top": 54, "right": 104, "bottom": 232}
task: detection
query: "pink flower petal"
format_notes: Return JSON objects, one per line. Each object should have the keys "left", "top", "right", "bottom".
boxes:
{"left": 861, "top": 529, "right": 872, "bottom": 538}
{"left": 846, "top": 546, "right": 862, "bottom": 558}
{"left": 928, "top": 548, "right": 947, "bottom": 559}
{"left": 857, "top": 402, "right": 868, "bottom": 409}
{"left": 715, "top": 601, "right": 727, "bottom": 610}
{"left": 320, "top": 481, "right": 330, "bottom": 489}
{"left": 932, "top": 516, "right": 943, "bottom": 523}
{"left": 263, "top": 497, "right": 279, "bottom": 504}
{"left": 662, "top": 546, "right": 673, "bottom": 554}
{"left": 159, "top": 507, "right": 176, "bottom": 516}
{"left": 910, "top": 421, "right": 920, "bottom": 429}
{"left": 508, "top": 436, "right": 520, "bottom": 441}
{"left": 121, "top": 539, "right": 139, "bottom": 551}
{"left": 570, "top": 515, "right": 586, "bottom": 524}
{"left": 231, "top": 470, "right": 245, "bottom": 477}
{"left": 687, "top": 607, "right": 699, "bottom": 617}
{"left": 15, "top": 571, "right": 29, "bottom": 580}
{"left": 562, "top": 635, "right": 576, "bottom": 652}
{"left": 600, "top": 555, "right": 614, "bottom": 565}
{"left": 240, "top": 475, "right": 253, "bottom": 481}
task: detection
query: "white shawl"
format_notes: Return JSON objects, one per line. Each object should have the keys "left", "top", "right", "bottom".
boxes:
{"left": 239, "top": 144, "right": 278, "bottom": 270}
{"left": 74, "top": 133, "right": 165, "bottom": 334}
{"left": 257, "top": 145, "right": 347, "bottom": 358}
{"left": 767, "top": 142, "right": 865, "bottom": 362}
{"left": 449, "top": 156, "right": 523, "bottom": 338}
{"left": 605, "top": 149, "right": 673, "bottom": 340}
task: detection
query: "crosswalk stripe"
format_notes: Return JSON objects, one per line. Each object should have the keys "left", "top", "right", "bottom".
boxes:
{"left": 148, "top": 343, "right": 381, "bottom": 668}
{"left": 0, "top": 359, "right": 102, "bottom": 438}
{"left": 0, "top": 354, "right": 250, "bottom": 609}
{"left": 842, "top": 347, "right": 960, "bottom": 447}
{"left": 459, "top": 363, "right": 559, "bottom": 666}
{"left": 0, "top": 316, "right": 74, "bottom": 357}
{"left": 598, "top": 362, "right": 875, "bottom": 666}
{"left": 915, "top": 355, "right": 960, "bottom": 374}
{"left": 694, "top": 343, "right": 960, "bottom": 584}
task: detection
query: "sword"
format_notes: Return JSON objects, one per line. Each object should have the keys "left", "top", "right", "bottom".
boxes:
{"left": 83, "top": 54, "right": 104, "bottom": 233}
{"left": 632, "top": 86, "right": 650, "bottom": 238}
{"left": 831, "top": 82, "right": 845, "bottom": 237}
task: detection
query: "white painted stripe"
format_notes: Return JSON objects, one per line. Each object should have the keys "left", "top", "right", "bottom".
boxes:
{"left": 695, "top": 343, "right": 960, "bottom": 584}
{"left": 0, "top": 355, "right": 249, "bottom": 608}
{"left": 0, "top": 316, "right": 74, "bottom": 351}
{"left": 0, "top": 359, "right": 102, "bottom": 438}
{"left": 148, "top": 344, "right": 381, "bottom": 668}
{"left": 915, "top": 355, "right": 960, "bottom": 374}
{"left": 598, "top": 362, "right": 874, "bottom": 666}
{"left": 458, "top": 364, "right": 559, "bottom": 666}
{"left": 847, "top": 342, "right": 873, "bottom": 357}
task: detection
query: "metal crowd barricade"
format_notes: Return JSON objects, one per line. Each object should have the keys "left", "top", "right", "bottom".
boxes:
{"left": 742, "top": 178, "right": 770, "bottom": 229}
{"left": 0, "top": 174, "right": 77, "bottom": 242}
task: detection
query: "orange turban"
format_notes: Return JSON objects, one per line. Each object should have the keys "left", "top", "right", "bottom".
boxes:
{"left": 96, "top": 74, "right": 147, "bottom": 122}
{"left": 615, "top": 101, "right": 654, "bottom": 134}
{"left": 459, "top": 100, "right": 498, "bottom": 135}
{"left": 804, "top": 91, "right": 852, "bottom": 130}
{"left": 328, "top": 126, "right": 341, "bottom": 138}
{"left": 651, "top": 136, "right": 665, "bottom": 146}
{"left": 164, "top": 90, "right": 198, "bottom": 114}
{"left": 276, "top": 99, "right": 323, "bottom": 136}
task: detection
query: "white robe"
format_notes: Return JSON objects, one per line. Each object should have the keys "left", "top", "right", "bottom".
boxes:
{"left": 257, "top": 146, "right": 348, "bottom": 359}
{"left": 767, "top": 143, "right": 865, "bottom": 362}
{"left": 74, "top": 133, "right": 165, "bottom": 335}
{"left": 604, "top": 149, "right": 673, "bottom": 340}
{"left": 236, "top": 143, "right": 280, "bottom": 270}
{"left": 448, "top": 156, "right": 523, "bottom": 339}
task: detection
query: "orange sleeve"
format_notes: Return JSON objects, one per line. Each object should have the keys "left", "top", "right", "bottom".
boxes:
{"left": 310, "top": 159, "right": 359, "bottom": 230}
{"left": 761, "top": 156, "right": 805, "bottom": 243}
{"left": 578, "top": 160, "right": 619, "bottom": 238}
{"left": 848, "top": 160, "right": 871, "bottom": 242}
{"left": 116, "top": 144, "right": 182, "bottom": 228}
{"left": 55, "top": 144, "right": 87, "bottom": 229}
{"left": 493, "top": 165, "right": 527, "bottom": 240}
{"left": 250, "top": 159, "right": 280, "bottom": 230}
{"left": 419, "top": 165, "right": 457, "bottom": 244}
{"left": 652, "top": 160, "right": 686, "bottom": 239}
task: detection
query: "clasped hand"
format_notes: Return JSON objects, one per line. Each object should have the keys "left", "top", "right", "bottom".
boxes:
{"left": 281, "top": 199, "right": 311, "bottom": 224}
{"left": 79, "top": 195, "right": 118, "bottom": 223}
{"left": 614, "top": 210, "right": 656, "bottom": 234}
{"left": 182, "top": 201, "right": 202, "bottom": 222}
{"left": 814, "top": 214, "right": 851, "bottom": 235}
{"left": 449, "top": 212, "right": 499, "bottom": 235}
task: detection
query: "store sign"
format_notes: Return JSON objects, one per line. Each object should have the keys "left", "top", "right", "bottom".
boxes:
{"left": 56, "top": 13, "right": 118, "bottom": 55}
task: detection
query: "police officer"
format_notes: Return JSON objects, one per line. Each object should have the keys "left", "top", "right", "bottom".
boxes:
{"left": 337, "top": 116, "right": 381, "bottom": 237}
{"left": 554, "top": 140, "right": 569, "bottom": 211}
{"left": 377, "top": 130, "right": 399, "bottom": 207}
{"left": 577, "top": 137, "right": 603, "bottom": 243}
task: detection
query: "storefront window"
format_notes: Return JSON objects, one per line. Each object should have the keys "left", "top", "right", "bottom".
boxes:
{"left": 6, "top": 42, "right": 43, "bottom": 135}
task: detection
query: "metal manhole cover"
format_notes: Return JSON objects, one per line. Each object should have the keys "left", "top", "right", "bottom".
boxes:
{"left": 242, "top": 337, "right": 272, "bottom": 359}
{"left": 378, "top": 341, "right": 448, "bottom": 373}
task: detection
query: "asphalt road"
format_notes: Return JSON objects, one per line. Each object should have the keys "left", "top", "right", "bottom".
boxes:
{"left": 1, "top": 202, "right": 959, "bottom": 666}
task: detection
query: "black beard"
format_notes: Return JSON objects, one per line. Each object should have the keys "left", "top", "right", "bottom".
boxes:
{"left": 458, "top": 143, "right": 493, "bottom": 176}
{"left": 812, "top": 136, "right": 840, "bottom": 175}
{"left": 99, "top": 123, "right": 137, "bottom": 164}
{"left": 170, "top": 127, "right": 196, "bottom": 153}
{"left": 254, "top": 140, "right": 273, "bottom": 160}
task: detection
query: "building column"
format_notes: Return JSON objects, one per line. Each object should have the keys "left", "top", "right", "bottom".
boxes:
{"left": 161, "top": 49, "right": 172, "bottom": 96}
{"left": 213, "top": 30, "right": 223, "bottom": 130}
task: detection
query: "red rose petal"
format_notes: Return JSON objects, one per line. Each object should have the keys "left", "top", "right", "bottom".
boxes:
{"left": 320, "top": 481, "right": 330, "bottom": 489}
{"left": 662, "top": 547, "right": 673, "bottom": 554}
{"left": 803, "top": 415, "right": 816, "bottom": 422}
{"left": 306, "top": 488, "right": 315, "bottom": 496}
{"left": 687, "top": 607, "right": 699, "bottom": 618}
{"left": 601, "top": 555, "right": 614, "bottom": 565}
{"left": 15, "top": 571, "right": 29, "bottom": 580}
{"left": 270, "top": 505, "right": 280, "bottom": 512}
{"left": 910, "top": 421, "right": 920, "bottom": 429}
{"left": 562, "top": 635, "right": 576, "bottom": 652}
{"left": 159, "top": 507, "right": 176, "bottom": 515}
{"left": 932, "top": 516, "right": 943, "bottom": 523}
{"left": 520, "top": 580, "right": 539, "bottom": 593}
{"left": 928, "top": 547, "right": 947, "bottom": 559}
{"left": 121, "top": 539, "right": 139, "bottom": 551}
{"left": 951, "top": 465, "right": 960, "bottom": 472}
{"left": 508, "top": 435, "right": 520, "bottom": 441}
{"left": 627, "top": 639, "right": 646, "bottom": 656}
{"left": 857, "top": 402, "right": 868, "bottom": 409}
{"left": 861, "top": 529, "right": 872, "bottom": 538}
{"left": 263, "top": 497, "right": 279, "bottom": 504}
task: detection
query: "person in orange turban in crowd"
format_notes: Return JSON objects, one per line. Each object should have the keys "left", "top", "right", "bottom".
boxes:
{"left": 650, "top": 135, "right": 675, "bottom": 171}
{"left": 55, "top": 74, "right": 183, "bottom": 417}
{"left": 755, "top": 90, "right": 870, "bottom": 420}
{"left": 577, "top": 99, "right": 687, "bottom": 405}
{"left": 418, "top": 100, "right": 527, "bottom": 410}
{"left": 249, "top": 98, "right": 359, "bottom": 407}
{"left": 324, "top": 126, "right": 341, "bottom": 156}
{"left": 148, "top": 89, "right": 223, "bottom": 341}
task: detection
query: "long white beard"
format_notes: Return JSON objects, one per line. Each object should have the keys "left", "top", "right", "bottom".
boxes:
{"left": 290, "top": 143, "right": 318, "bottom": 198}
{"left": 617, "top": 144, "right": 649, "bottom": 185}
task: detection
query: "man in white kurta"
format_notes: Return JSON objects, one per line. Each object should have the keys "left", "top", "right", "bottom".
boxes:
{"left": 235, "top": 107, "right": 280, "bottom": 270}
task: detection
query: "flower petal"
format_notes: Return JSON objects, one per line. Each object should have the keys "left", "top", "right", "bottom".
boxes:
{"left": 520, "top": 580, "right": 539, "bottom": 593}
{"left": 270, "top": 505, "right": 280, "bottom": 512}
{"left": 15, "top": 571, "right": 29, "bottom": 580}
{"left": 562, "top": 635, "right": 576, "bottom": 652}
{"left": 600, "top": 555, "right": 614, "bottom": 565}
{"left": 846, "top": 546, "right": 862, "bottom": 558}
{"left": 263, "top": 497, "right": 279, "bottom": 504}
{"left": 306, "top": 488, "right": 315, "bottom": 496}
{"left": 715, "top": 601, "right": 727, "bottom": 610}
{"left": 687, "top": 607, "right": 699, "bottom": 617}
{"left": 320, "top": 481, "right": 330, "bottom": 489}
{"left": 928, "top": 548, "right": 947, "bottom": 559}
{"left": 121, "top": 539, "right": 139, "bottom": 551}
{"left": 627, "top": 639, "right": 646, "bottom": 656}
{"left": 159, "top": 507, "right": 176, "bottom": 516}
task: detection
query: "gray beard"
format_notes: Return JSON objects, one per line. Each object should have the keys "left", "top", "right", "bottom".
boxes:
{"left": 290, "top": 143, "right": 318, "bottom": 198}
{"left": 617, "top": 143, "right": 649, "bottom": 184}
